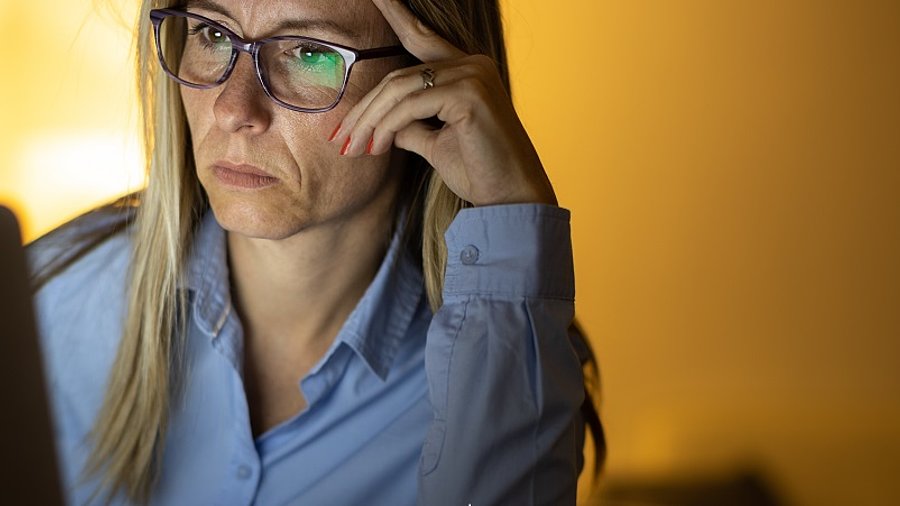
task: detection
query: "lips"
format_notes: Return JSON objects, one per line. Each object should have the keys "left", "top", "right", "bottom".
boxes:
{"left": 212, "top": 160, "right": 278, "bottom": 179}
{"left": 211, "top": 160, "right": 280, "bottom": 189}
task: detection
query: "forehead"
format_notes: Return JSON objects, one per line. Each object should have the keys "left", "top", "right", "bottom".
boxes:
{"left": 184, "top": 0, "right": 392, "bottom": 44}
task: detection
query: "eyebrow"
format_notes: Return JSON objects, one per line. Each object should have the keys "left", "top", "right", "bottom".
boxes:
{"left": 185, "top": 0, "right": 362, "bottom": 41}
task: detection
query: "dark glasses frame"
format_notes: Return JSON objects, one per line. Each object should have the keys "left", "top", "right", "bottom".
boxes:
{"left": 149, "top": 8, "right": 408, "bottom": 113}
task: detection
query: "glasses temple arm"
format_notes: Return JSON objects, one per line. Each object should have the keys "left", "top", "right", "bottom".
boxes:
{"left": 356, "top": 45, "right": 409, "bottom": 61}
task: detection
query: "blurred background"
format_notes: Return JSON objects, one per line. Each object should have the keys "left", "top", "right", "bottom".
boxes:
{"left": 2, "top": 0, "right": 899, "bottom": 505}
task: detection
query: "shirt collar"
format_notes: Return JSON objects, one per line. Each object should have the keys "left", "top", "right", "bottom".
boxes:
{"left": 183, "top": 207, "right": 425, "bottom": 382}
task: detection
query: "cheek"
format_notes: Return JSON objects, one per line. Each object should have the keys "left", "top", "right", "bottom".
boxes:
{"left": 180, "top": 87, "right": 214, "bottom": 146}
{"left": 285, "top": 121, "right": 395, "bottom": 209}
{"left": 288, "top": 67, "right": 407, "bottom": 205}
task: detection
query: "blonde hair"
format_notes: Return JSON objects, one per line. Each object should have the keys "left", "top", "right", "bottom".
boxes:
{"left": 64, "top": 0, "right": 605, "bottom": 502}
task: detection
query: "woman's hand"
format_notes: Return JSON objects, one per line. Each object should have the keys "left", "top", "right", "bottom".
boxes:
{"left": 329, "top": 0, "right": 558, "bottom": 208}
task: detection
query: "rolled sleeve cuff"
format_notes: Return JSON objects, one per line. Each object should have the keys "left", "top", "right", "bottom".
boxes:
{"left": 443, "top": 203, "right": 575, "bottom": 300}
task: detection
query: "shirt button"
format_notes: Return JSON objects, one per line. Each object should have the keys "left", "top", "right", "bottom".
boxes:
{"left": 460, "top": 245, "right": 480, "bottom": 265}
{"left": 237, "top": 464, "right": 252, "bottom": 480}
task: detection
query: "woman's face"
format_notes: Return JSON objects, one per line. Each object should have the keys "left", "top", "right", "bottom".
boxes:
{"left": 180, "top": 0, "right": 404, "bottom": 239}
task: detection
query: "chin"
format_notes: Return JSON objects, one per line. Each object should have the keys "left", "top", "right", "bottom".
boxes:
{"left": 207, "top": 191, "right": 312, "bottom": 241}
{"left": 197, "top": 164, "right": 312, "bottom": 240}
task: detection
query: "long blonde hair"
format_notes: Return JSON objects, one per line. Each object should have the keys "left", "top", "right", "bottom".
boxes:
{"left": 29, "top": 0, "right": 606, "bottom": 502}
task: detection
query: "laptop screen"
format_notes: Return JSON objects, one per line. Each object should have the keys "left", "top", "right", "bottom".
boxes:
{"left": 0, "top": 205, "right": 64, "bottom": 504}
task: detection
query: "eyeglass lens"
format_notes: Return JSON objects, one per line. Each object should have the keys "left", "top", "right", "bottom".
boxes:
{"left": 158, "top": 15, "right": 348, "bottom": 110}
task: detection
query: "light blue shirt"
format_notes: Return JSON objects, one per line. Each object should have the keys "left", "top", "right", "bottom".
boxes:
{"left": 29, "top": 203, "right": 586, "bottom": 505}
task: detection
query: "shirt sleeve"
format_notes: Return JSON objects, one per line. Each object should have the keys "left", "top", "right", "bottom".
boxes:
{"left": 417, "top": 203, "right": 585, "bottom": 506}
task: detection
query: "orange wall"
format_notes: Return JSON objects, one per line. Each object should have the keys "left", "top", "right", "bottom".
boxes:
{"left": 0, "top": 1, "right": 145, "bottom": 239}
{"left": 2, "top": 1, "right": 899, "bottom": 505}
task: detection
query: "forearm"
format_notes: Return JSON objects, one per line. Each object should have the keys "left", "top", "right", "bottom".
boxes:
{"left": 417, "top": 204, "right": 584, "bottom": 506}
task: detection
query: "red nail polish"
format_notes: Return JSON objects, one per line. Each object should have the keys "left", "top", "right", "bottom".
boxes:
{"left": 341, "top": 137, "right": 352, "bottom": 156}
{"left": 329, "top": 123, "right": 341, "bottom": 142}
{"left": 366, "top": 137, "right": 375, "bottom": 155}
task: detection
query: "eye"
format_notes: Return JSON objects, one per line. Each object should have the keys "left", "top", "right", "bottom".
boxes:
{"left": 286, "top": 43, "right": 341, "bottom": 71}
{"left": 297, "top": 48, "right": 326, "bottom": 65}
{"left": 188, "top": 22, "right": 231, "bottom": 48}
{"left": 265, "top": 39, "right": 347, "bottom": 92}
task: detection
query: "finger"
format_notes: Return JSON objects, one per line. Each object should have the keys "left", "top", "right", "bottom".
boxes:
{"left": 330, "top": 67, "right": 414, "bottom": 150}
{"left": 328, "top": 72, "right": 393, "bottom": 143}
{"left": 341, "top": 65, "right": 474, "bottom": 157}
{"left": 332, "top": 66, "right": 429, "bottom": 146}
{"left": 371, "top": 0, "right": 467, "bottom": 62}
{"left": 393, "top": 120, "right": 441, "bottom": 164}
{"left": 369, "top": 83, "right": 480, "bottom": 156}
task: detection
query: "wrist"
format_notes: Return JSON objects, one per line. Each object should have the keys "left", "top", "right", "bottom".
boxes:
{"left": 475, "top": 183, "right": 557, "bottom": 207}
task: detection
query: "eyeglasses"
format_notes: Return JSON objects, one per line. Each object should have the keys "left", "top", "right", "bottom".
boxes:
{"left": 149, "top": 8, "right": 407, "bottom": 113}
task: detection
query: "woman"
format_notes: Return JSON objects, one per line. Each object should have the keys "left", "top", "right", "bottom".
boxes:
{"left": 29, "top": 0, "right": 606, "bottom": 504}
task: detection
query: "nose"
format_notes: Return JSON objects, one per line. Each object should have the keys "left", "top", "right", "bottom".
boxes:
{"left": 212, "top": 53, "right": 273, "bottom": 134}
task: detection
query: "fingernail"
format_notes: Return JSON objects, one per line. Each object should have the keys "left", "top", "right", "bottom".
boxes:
{"left": 341, "top": 137, "right": 352, "bottom": 156}
{"left": 329, "top": 123, "right": 342, "bottom": 142}
{"left": 366, "top": 137, "right": 375, "bottom": 155}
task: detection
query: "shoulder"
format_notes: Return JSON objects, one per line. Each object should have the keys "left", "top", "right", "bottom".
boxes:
{"left": 26, "top": 199, "right": 136, "bottom": 285}
{"left": 27, "top": 201, "right": 136, "bottom": 433}
{"left": 27, "top": 201, "right": 136, "bottom": 310}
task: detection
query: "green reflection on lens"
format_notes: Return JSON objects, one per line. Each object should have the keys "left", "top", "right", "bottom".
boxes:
{"left": 288, "top": 45, "right": 343, "bottom": 89}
